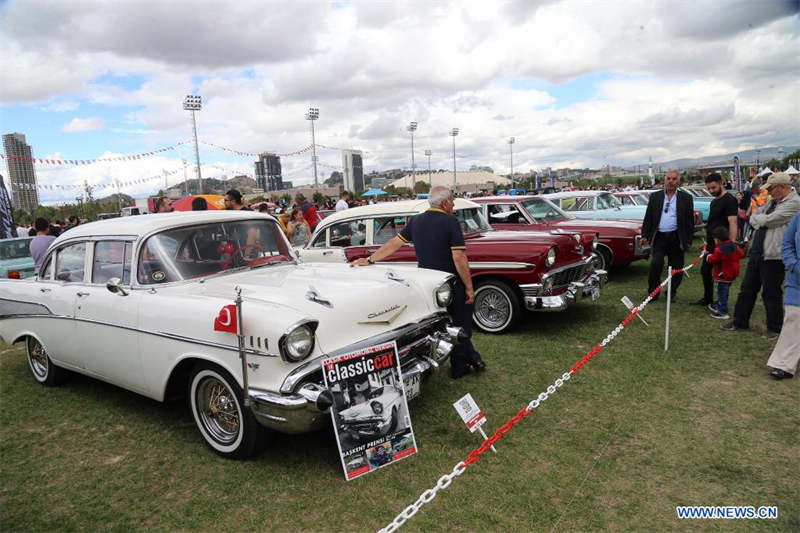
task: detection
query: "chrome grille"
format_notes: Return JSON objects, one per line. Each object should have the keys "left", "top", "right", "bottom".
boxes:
{"left": 551, "top": 263, "right": 587, "bottom": 287}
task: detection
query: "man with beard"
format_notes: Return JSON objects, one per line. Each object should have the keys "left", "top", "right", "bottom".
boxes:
{"left": 694, "top": 173, "right": 738, "bottom": 308}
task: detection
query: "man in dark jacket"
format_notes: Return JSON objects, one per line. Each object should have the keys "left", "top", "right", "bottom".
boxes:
{"left": 641, "top": 170, "right": 695, "bottom": 302}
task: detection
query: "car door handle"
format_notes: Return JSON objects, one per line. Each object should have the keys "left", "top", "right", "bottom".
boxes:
{"left": 40, "top": 288, "right": 51, "bottom": 293}
{"left": 322, "top": 251, "right": 333, "bottom": 255}
{"left": 76, "top": 291, "right": 90, "bottom": 297}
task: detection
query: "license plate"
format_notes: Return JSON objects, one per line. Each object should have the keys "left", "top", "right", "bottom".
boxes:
{"left": 403, "top": 374, "right": 421, "bottom": 401}
{"left": 591, "top": 286, "right": 601, "bottom": 301}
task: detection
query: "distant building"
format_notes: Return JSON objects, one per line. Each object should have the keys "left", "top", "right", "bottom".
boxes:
{"left": 255, "top": 153, "right": 282, "bottom": 191}
{"left": 389, "top": 170, "right": 511, "bottom": 193}
{"left": 343, "top": 150, "right": 364, "bottom": 192}
{"left": 3, "top": 132, "right": 39, "bottom": 213}
{"left": 369, "top": 177, "right": 388, "bottom": 189}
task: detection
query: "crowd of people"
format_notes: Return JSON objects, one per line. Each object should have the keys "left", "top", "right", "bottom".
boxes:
{"left": 644, "top": 170, "right": 800, "bottom": 382}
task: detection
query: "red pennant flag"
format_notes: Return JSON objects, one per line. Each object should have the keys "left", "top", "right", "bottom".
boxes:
{"left": 213, "top": 304, "right": 238, "bottom": 334}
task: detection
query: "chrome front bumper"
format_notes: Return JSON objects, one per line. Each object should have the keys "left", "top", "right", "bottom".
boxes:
{"left": 247, "top": 315, "right": 464, "bottom": 434}
{"left": 522, "top": 270, "right": 607, "bottom": 312}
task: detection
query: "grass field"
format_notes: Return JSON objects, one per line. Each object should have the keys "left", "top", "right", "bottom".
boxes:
{"left": 2, "top": 243, "right": 798, "bottom": 532}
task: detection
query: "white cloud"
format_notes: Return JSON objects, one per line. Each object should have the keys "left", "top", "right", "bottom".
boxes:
{"left": 61, "top": 117, "right": 106, "bottom": 132}
{"left": 1, "top": 0, "right": 798, "bottom": 195}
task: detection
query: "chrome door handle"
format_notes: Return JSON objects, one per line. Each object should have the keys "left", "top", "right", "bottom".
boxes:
{"left": 322, "top": 251, "right": 333, "bottom": 255}
{"left": 76, "top": 291, "right": 90, "bottom": 297}
{"left": 39, "top": 288, "right": 51, "bottom": 293}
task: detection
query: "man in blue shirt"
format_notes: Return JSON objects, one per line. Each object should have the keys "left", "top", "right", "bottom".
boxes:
{"left": 641, "top": 171, "right": 695, "bottom": 302}
{"left": 351, "top": 186, "right": 485, "bottom": 378}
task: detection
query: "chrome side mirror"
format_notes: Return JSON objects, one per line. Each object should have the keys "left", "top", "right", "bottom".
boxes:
{"left": 106, "top": 277, "right": 129, "bottom": 296}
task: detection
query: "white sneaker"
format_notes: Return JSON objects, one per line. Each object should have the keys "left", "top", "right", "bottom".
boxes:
{"left": 711, "top": 311, "right": 730, "bottom": 320}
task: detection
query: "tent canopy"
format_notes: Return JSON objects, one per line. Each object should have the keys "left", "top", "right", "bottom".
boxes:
{"left": 757, "top": 167, "right": 773, "bottom": 177}
{"left": 785, "top": 165, "right": 799, "bottom": 176}
{"left": 361, "top": 188, "right": 388, "bottom": 197}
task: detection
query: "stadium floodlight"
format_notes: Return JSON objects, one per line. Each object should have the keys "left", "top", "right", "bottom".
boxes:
{"left": 408, "top": 121, "right": 418, "bottom": 190}
{"left": 183, "top": 94, "right": 203, "bottom": 192}
{"left": 305, "top": 107, "right": 320, "bottom": 188}
{"left": 449, "top": 128, "right": 459, "bottom": 186}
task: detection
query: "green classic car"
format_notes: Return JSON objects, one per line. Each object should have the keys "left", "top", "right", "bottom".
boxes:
{"left": 0, "top": 237, "right": 34, "bottom": 279}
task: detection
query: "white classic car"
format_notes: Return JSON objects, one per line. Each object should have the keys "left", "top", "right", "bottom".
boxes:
{"left": 338, "top": 371, "right": 404, "bottom": 440}
{"left": 0, "top": 211, "right": 464, "bottom": 458}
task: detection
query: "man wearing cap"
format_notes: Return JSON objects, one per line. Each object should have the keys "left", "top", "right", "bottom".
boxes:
{"left": 723, "top": 173, "right": 800, "bottom": 339}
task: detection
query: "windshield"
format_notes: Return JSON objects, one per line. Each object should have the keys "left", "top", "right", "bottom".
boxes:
{"left": 522, "top": 198, "right": 570, "bottom": 222}
{"left": 597, "top": 193, "right": 621, "bottom": 209}
{"left": 137, "top": 219, "right": 291, "bottom": 284}
{"left": 0, "top": 238, "right": 32, "bottom": 260}
{"left": 454, "top": 208, "right": 492, "bottom": 234}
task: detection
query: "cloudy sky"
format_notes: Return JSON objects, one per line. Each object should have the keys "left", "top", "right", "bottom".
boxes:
{"left": 1, "top": 0, "right": 798, "bottom": 203}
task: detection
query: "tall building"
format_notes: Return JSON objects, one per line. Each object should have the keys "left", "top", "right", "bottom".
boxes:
{"left": 255, "top": 153, "right": 282, "bottom": 191}
{"left": 342, "top": 150, "right": 364, "bottom": 191}
{"left": 3, "top": 133, "right": 39, "bottom": 213}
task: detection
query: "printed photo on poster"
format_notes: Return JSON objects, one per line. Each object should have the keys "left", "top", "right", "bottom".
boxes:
{"left": 321, "top": 341, "right": 418, "bottom": 480}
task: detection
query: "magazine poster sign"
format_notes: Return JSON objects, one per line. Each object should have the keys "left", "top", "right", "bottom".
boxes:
{"left": 321, "top": 341, "right": 418, "bottom": 481}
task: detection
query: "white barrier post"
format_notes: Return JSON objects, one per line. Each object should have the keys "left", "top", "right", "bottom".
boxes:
{"left": 665, "top": 267, "right": 672, "bottom": 351}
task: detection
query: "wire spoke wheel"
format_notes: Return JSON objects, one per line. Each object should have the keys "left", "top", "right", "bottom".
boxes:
{"left": 195, "top": 376, "right": 241, "bottom": 445}
{"left": 475, "top": 286, "right": 511, "bottom": 331}
{"left": 27, "top": 338, "right": 49, "bottom": 379}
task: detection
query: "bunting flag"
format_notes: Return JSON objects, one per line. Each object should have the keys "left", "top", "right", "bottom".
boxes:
{"left": 10, "top": 168, "right": 185, "bottom": 192}
{"left": 199, "top": 140, "right": 313, "bottom": 157}
{"left": 0, "top": 141, "right": 189, "bottom": 166}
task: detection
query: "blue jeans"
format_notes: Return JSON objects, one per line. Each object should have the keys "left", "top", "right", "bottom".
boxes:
{"left": 716, "top": 281, "right": 731, "bottom": 314}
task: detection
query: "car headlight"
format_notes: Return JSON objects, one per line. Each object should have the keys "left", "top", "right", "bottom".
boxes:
{"left": 279, "top": 321, "right": 318, "bottom": 362}
{"left": 592, "top": 234, "right": 598, "bottom": 250}
{"left": 435, "top": 281, "right": 453, "bottom": 307}
{"left": 371, "top": 401, "right": 383, "bottom": 415}
{"left": 546, "top": 246, "right": 557, "bottom": 267}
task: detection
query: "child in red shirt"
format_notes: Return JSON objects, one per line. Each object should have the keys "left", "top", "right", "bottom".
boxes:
{"left": 706, "top": 226, "right": 744, "bottom": 319}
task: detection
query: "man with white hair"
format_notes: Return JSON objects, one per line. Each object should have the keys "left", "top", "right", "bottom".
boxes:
{"left": 351, "top": 186, "right": 485, "bottom": 378}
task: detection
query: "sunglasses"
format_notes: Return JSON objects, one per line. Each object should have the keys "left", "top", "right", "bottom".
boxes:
{"left": 664, "top": 200, "right": 670, "bottom": 213}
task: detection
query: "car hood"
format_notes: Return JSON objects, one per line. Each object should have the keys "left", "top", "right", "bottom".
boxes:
{"left": 549, "top": 218, "right": 641, "bottom": 233}
{"left": 468, "top": 230, "right": 578, "bottom": 247}
{"left": 198, "top": 262, "right": 443, "bottom": 353}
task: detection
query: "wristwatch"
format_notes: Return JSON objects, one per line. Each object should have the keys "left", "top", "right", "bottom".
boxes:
{"left": 367, "top": 256, "right": 375, "bottom": 264}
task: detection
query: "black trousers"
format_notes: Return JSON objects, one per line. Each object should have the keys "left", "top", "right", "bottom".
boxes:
{"left": 648, "top": 231, "right": 685, "bottom": 296}
{"left": 701, "top": 248, "right": 714, "bottom": 303}
{"left": 448, "top": 281, "right": 483, "bottom": 376}
{"left": 732, "top": 255, "right": 785, "bottom": 332}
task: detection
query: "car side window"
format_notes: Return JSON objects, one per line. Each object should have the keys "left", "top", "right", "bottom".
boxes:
{"left": 373, "top": 216, "right": 407, "bottom": 245}
{"left": 309, "top": 230, "right": 328, "bottom": 248}
{"left": 329, "top": 219, "right": 367, "bottom": 247}
{"left": 39, "top": 253, "right": 54, "bottom": 280}
{"left": 92, "top": 241, "right": 133, "bottom": 285}
{"left": 55, "top": 242, "right": 87, "bottom": 282}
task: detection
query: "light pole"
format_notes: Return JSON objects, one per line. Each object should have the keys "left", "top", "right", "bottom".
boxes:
{"left": 449, "top": 128, "right": 459, "bottom": 188}
{"left": 407, "top": 121, "right": 417, "bottom": 192}
{"left": 305, "top": 107, "right": 320, "bottom": 188}
{"left": 183, "top": 94, "right": 203, "bottom": 193}
{"left": 508, "top": 137, "right": 515, "bottom": 180}
{"left": 424, "top": 149, "right": 432, "bottom": 187}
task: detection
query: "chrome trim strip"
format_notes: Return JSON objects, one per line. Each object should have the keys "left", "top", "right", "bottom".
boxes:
{"left": 0, "top": 312, "right": 278, "bottom": 357}
{"left": 469, "top": 262, "right": 535, "bottom": 270}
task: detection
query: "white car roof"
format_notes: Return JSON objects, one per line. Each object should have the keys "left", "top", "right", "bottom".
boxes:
{"left": 53, "top": 210, "right": 276, "bottom": 243}
{"left": 317, "top": 198, "right": 480, "bottom": 226}
{"left": 544, "top": 191, "right": 612, "bottom": 199}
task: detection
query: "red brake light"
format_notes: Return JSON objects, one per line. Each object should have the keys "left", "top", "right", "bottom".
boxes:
{"left": 8, "top": 270, "right": 21, "bottom": 279}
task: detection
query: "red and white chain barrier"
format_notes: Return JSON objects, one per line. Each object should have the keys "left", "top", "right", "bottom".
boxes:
{"left": 378, "top": 254, "right": 704, "bottom": 533}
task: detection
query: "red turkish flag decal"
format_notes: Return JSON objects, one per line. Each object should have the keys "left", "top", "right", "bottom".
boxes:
{"left": 214, "top": 304, "right": 238, "bottom": 334}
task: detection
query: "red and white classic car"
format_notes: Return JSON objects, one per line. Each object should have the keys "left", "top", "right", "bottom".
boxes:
{"left": 471, "top": 195, "right": 650, "bottom": 271}
{"left": 298, "top": 199, "right": 606, "bottom": 334}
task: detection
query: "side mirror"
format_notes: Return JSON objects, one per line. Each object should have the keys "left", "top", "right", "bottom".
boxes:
{"left": 106, "top": 277, "right": 129, "bottom": 296}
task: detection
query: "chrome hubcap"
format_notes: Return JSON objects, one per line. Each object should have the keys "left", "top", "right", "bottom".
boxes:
{"left": 474, "top": 287, "right": 511, "bottom": 330}
{"left": 28, "top": 340, "right": 48, "bottom": 379}
{"left": 196, "top": 377, "right": 240, "bottom": 444}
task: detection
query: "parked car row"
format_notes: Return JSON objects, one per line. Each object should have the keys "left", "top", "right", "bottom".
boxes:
{"left": 0, "top": 189, "right": 676, "bottom": 459}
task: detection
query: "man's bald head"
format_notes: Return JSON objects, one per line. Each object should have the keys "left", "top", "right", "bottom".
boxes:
{"left": 429, "top": 186, "right": 453, "bottom": 208}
